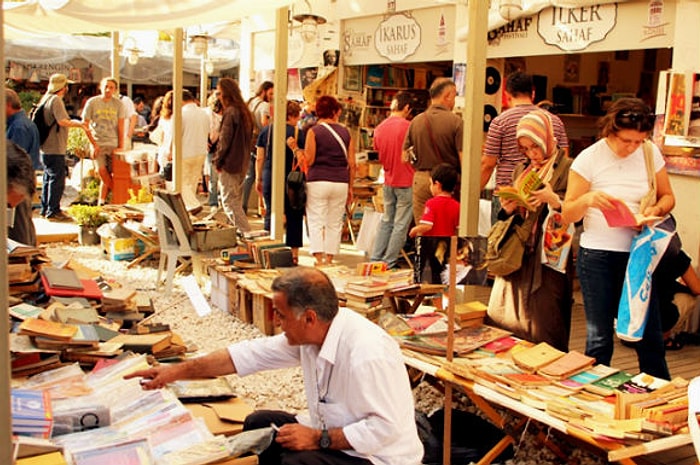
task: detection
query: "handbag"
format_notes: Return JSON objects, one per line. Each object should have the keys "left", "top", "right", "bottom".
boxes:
{"left": 286, "top": 141, "right": 306, "bottom": 211}
{"left": 485, "top": 215, "right": 531, "bottom": 277}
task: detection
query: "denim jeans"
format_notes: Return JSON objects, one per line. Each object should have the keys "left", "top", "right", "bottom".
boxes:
{"left": 242, "top": 152, "right": 256, "bottom": 213}
{"left": 40, "top": 154, "right": 66, "bottom": 217}
{"left": 371, "top": 186, "right": 413, "bottom": 269}
{"left": 577, "top": 246, "right": 670, "bottom": 379}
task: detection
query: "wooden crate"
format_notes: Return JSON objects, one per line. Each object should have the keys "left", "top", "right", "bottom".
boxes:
{"left": 252, "top": 292, "right": 278, "bottom": 336}
{"left": 234, "top": 285, "right": 253, "bottom": 323}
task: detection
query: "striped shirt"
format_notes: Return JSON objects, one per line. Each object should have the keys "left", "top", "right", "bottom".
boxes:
{"left": 483, "top": 104, "right": 569, "bottom": 187}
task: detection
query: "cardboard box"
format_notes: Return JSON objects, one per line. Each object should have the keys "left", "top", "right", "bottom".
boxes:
{"left": 234, "top": 285, "right": 253, "bottom": 323}
{"left": 252, "top": 292, "right": 276, "bottom": 336}
{"left": 191, "top": 227, "right": 238, "bottom": 252}
{"left": 101, "top": 237, "right": 143, "bottom": 261}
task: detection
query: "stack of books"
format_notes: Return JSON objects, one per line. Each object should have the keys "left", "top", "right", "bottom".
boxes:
{"left": 7, "top": 239, "right": 46, "bottom": 296}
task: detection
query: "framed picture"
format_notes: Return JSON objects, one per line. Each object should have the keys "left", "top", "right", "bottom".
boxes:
{"left": 343, "top": 66, "right": 362, "bottom": 92}
{"left": 415, "top": 236, "right": 488, "bottom": 286}
{"left": 564, "top": 54, "right": 581, "bottom": 83}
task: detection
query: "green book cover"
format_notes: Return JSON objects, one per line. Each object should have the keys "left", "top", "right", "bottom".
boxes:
{"left": 585, "top": 370, "right": 634, "bottom": 396}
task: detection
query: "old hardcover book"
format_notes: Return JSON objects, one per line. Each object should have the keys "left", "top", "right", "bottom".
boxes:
{"left": 18, "top": 318, "right": 78, "bottom": 341}
{"left": 168, "top": 378, "right": 236, "bottom": 403}
{"left": 511, "top": 342, "right": 565, "bottom": 373}
{"left": 478, "top": 335, "right": 520, "bottom": 356}
{"left": 9, "top": 303, "right": 44, "bottom": 321}
{"left": 453, "top": 301, "right": 488, "bottom": 322}
{"left": 110, "top": 332, "right": 172, "bottom": 354}
{"left": 538, "top": 350, "right": 595, "bottom": 380}
{"left": 40, "top": 268, "right": 83, "bottom": 290}
{"left": 401, "top": 324, "right": 511, "bottom": 356}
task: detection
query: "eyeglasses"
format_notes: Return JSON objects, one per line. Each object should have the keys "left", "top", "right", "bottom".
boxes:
{"left": 614, "top": 111, "right": 654, "bottom": 132}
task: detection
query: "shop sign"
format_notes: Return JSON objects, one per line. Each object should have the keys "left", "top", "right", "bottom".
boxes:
{"left": 374, "top": 13, "right": 421, "bottom": 62}
{"left": 537, "top": 4, "right": 617, "bottom": 52}
{"left": 343, "top": 28, "right": 374, "bottom": 60}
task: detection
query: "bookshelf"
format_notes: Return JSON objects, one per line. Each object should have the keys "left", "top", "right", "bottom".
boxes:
{"left": 358, "top": 86, "right": 430, "bottom": 151}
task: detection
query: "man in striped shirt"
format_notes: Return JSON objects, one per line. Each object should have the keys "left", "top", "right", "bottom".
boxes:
{"left": 480, "top": 72, "right": 569, "bottom": 222}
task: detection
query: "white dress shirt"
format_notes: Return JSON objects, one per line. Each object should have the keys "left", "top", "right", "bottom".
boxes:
{"left": 228, "top": 307, "right": 423, "bottom": 465}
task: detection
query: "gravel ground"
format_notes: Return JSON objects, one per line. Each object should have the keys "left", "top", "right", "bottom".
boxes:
{"left": 43, "top": 242, "right": 606, "bottom": 465}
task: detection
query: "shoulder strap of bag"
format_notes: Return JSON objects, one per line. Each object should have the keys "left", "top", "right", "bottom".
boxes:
{"left": 319, "top": 122, "right": 348, "bottom": 159}
{"left": 291, "top": 126, "right": 303, "bottom": 172}
{"left": 642, "top": 140, "right": 656, "bottom": 192}
{"left": 424, "top": 115, "right": 444, "bottom": 164}
{"left": 640, "top": 140, "right": 657, "bottom": 212}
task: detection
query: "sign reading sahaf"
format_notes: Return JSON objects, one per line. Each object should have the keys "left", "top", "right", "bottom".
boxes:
{"left": 537, "top": 4, "right": 617, "bottom": 52}
{"left": 374, "top": 13, "right": 421, "bottom": 62}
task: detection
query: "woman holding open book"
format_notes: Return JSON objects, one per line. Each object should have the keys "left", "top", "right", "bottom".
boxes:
{"left": 487, "top": 110, "right": 574, "bottom": 352}
{"left": 561, "top": 98, "right": 675, "bottom": 380}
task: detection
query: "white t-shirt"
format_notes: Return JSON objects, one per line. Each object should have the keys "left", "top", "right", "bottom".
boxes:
{"left": 181, "top": 103, "right": 210, "bottom": 159}
{"left": 571, "top": 138, "right": 665, "bottom": 252}
{"left": 228, "top": 307, "right": 423, "bottom": 465}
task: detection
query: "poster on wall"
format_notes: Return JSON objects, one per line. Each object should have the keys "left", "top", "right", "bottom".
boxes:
{"left": 288, "top": 69, "right": 303, "bottom": 100}
{"left": 343, "top": 66, "right": 362, "bottom": 92}
{"left": 453, "top": 63, "right": 466, "bottom": 97}
{"left": 300, "top": 67, "right": 318, "bottom": 89}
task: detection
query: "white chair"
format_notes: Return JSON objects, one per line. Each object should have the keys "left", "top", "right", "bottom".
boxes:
{"left": 153, "top": 194, "right": 203, "bottom": 295}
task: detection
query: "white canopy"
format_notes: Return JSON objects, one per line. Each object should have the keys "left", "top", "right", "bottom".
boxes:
{"left": 3, "top": 0, "right": 288, "bottom": 36}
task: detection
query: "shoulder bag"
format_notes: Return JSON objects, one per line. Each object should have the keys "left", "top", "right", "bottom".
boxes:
{"left": 286, "top": 127, "right": 306, "bottom": 211}
{"left": 486, "top": 149, "right": 569, "bottom": 277}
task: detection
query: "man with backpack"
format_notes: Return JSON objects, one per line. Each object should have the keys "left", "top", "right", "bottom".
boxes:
{"left": 36, "top": 73, "right": 90, "bottom": 221}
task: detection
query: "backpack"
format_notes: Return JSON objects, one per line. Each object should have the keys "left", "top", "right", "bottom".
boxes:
{"left": 30, "top": 97, "right": 57, "bottom": 145}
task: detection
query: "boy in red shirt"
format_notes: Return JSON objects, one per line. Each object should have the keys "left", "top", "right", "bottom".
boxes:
{"left": 409, "top": 163, "right": 460, "bottom": 237}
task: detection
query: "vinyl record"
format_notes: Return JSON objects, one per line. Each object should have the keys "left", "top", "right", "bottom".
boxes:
{"left": 485, "top": 66, "right": 502, "bottom": 95}
{"left": 483, "top": 104, "right": 498, "bottom": 132}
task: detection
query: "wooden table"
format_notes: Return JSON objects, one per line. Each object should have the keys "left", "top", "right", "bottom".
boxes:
{"left": 403, "top": 351, "right": 696, "bottom": 465}
{"left": 385, "top": 283, "right": 445, "bottom": 314}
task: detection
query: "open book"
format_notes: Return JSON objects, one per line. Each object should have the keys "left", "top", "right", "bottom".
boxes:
{"left": 601, "top": 198, "right": 661, "bottom": 228}
{"left": 494, "top": 155, "right": 556, "bottom": 211}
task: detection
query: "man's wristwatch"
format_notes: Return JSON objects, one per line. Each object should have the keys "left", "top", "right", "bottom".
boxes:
{"left": 319, "top": 428, "right": 331, "bottom": 449}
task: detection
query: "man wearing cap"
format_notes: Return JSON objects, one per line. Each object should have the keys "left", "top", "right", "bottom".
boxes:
{"left": 39, "top": 73, "right": 90, "bottom": 221}
{"left": 83, "top": 77, "right": 125, "bottom": 205}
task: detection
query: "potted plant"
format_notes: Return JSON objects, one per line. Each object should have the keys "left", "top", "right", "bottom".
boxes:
{"left": 67, "top": 205, "right": 108, "bottom": 246}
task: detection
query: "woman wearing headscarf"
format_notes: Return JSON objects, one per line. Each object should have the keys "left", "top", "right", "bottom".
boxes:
{"left": 487, "top": 110, "right": 574, "bottom": 352}
{"left": 562, "top": 98, "right": 675, "bottom": 379}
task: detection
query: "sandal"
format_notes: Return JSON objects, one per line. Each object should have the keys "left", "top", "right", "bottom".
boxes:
{"left": 664, "top": 337, "right": 684, "bottom": 351}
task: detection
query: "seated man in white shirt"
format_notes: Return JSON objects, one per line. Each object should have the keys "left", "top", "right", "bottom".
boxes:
{"left": 126, "top": 267, "right": 423, "bottom": 465}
